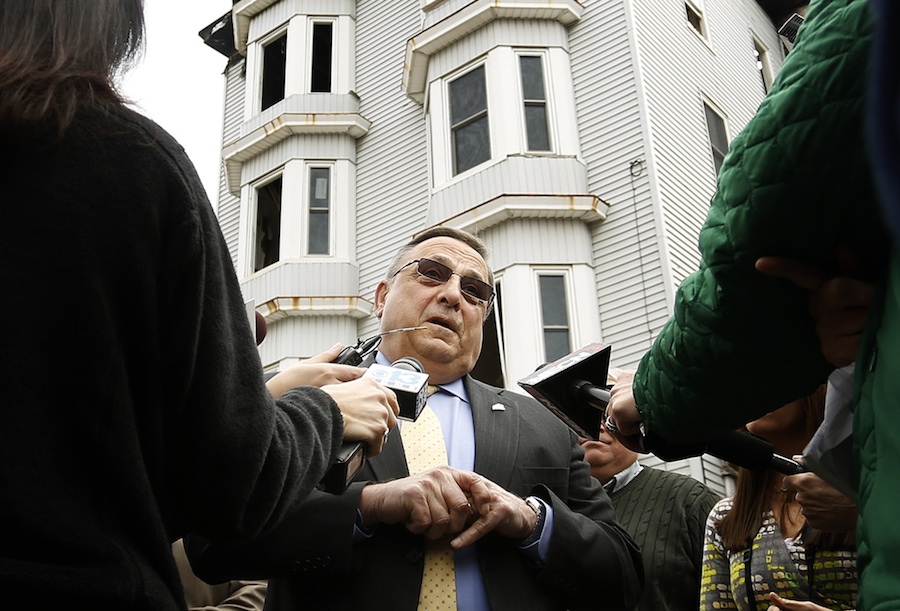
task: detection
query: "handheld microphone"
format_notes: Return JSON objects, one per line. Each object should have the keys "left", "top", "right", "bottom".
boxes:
{"left": 642, "top": 429, "right": 804, "bottom": 475}
{"left": 518, "top": 343, "right": 804, "bottom": 475}
{"left": 319, "top": 329, "right": 428, "bottom": 493}
{"left": 518, "top": 343, "right": 612, "bottom": 440}
{"left": 363, "top": 356, "right": 429, "bottom": 421}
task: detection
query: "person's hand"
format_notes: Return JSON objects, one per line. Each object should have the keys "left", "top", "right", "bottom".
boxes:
{"left": 321, "top": 377, "right": 399, "bottom": 457}
{"left": 766, "top": 592, "right": 836, "bottom": 610}
{"left": 266, "top": 343, "right": 366, "bottom": 398}
{"left": 604, "top": 369, "right": 645, "bottom": 452}
{"left": 782, "top": 466, "right": 857, "bottom": 533}
{"left": 756, "top": 249, "right": 875, "bottom": 367}
{"left": 358, "top": 466, "right": 491, "bottom": 540}
{"left": 449, "top": 476, "right": 540, "bottom": 549}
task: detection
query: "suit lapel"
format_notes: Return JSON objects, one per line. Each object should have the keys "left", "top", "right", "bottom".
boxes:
{"left": 367, "top": 427, "right": 410, "bottom": 481}
{"left": 467, "top": 376, "right": 519, "bottom": 487}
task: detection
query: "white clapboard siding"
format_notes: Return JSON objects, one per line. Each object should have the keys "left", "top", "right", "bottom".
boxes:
{"left": 218, "top": 59, "right": 248, "bottom": 268}
{"left": 569, "top": 0, "right": 666, "bottom": 370}
{"left": 632, "top": 0, "right": 781, "bottom": 286}
{"left": 246, "top": 0, "right": 356, "bottom": 45}
{"left": 258, "top": 315, "right": 362, "bottom": 368}
{"left": 484, "top": 218, "right": 594, "bottom": 270}
{"left": 355, "top": 0, "right": 432, "bottom": 312}
{"left": 239, "top": 135, "right": 357, "bottom": 187}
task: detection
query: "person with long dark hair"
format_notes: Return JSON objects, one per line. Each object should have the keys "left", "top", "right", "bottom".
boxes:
{"left": 0, "top": 2, "right": 397, "bottom": 608}
{"left": 700, "top": 387, "right": 857, "bottom": 611}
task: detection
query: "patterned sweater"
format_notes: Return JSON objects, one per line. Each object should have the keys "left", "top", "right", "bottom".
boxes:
{"left": 700, "top": 498, "right": 857, "bottom": 610}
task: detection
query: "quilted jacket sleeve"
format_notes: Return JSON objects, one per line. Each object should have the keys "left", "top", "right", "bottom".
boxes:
{"left": 633, "top": 0, "right": 890, "bottom": 440}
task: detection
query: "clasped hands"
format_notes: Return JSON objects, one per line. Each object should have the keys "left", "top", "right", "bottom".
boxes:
{"left": 358, "top": 466, "right": 538, "bottom": 549}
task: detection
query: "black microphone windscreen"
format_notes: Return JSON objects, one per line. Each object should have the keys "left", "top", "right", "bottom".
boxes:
{"left": 705, "top": 432, "right": 775, "bottom": 471}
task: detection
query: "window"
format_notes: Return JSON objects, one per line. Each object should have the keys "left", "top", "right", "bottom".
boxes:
{"left": 703, "top": 102, "right": 728, "bottom": 175}
{"left": 307, "top": 167, "right": 330, "bottom": 255}
{"left": 753, "top": 37, "right": 774, "bottom": 94}
{"left": 472, "top": 280, "right": 505, "bottom": 387}
{"left": 261, "top": 32, "right": 287, "bottom": 111}
{"left": 310, "top": 22, "right": 333, "bottom": 93}
{"left": 685, "top": 2, "right": 706, "bottom": 38}
{"left": 539, "top": 274, "right": 571, "bottom": 362}
{"left": 519, "top": 55, "right": 550, "bottom": 152}
{"left": 254, "top": 177, "right": 283, "bottom": 272}
{"left": 449, "top": 65, "right": 491, "bottom": 175}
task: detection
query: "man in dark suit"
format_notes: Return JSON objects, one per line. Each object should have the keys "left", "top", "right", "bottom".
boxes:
{"left": 188, "top": 227, "right": 642, "bottom": 611}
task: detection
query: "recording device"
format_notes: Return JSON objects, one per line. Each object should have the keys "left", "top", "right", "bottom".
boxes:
{"left": 518, "top": 342, "right": 612, "bottom": 440}
{"left": 363, "top": 356, "right": 429, "bottom": 421}
{"left": 642, "top": 428, "right": 804, "bottom": 475}
{"left": 778, "top": 12, "right": 804, "bottom": 50}
{"left": 518, "top": 343, "right": 804, "bottom": 475}
{"left": 319, "top": 327, "right": 428, "bottom": 493}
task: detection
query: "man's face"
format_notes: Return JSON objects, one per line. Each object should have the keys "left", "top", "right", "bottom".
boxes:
{"left": 374, "top": 237, "right": 491, "bottom": 384}
{"left": 579, "top": 418, "right": 638, "bottom": 484}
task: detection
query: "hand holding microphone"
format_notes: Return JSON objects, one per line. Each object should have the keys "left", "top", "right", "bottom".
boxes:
{"left": 265, "top": 343, "right": 365, "bottom": 399}
{"left": 520, "top": 344, "right": 804, "bottom": 475}
{"left": 604, "top": 369, "right": 646, "bottom": 451}
{"left": 321, "top": 377, "right": 399, "bottom": 456}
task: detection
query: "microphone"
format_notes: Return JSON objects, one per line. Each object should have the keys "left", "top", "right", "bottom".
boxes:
{"left": 319, "top": 331, "right": 428, "bottom": 493}
{"left": 363, "top": 356, "right": 429, "bottom": 421}
{"left": 642, "top": 429, "right": 804, "bottom": 476}
{"left": 518, "top": 342, "right": 613, "bottom": 440}
{"left": 518, "top": 343, "right": 804, "bottom": 475}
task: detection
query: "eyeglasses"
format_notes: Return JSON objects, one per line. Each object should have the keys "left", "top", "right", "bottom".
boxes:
{"left": 392, "top": 257, "right": 494, "bottom": 305}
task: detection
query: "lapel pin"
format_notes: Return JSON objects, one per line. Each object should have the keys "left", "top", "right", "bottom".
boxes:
{"left": 491, "top": 403, "right": 506, "bottom": 412}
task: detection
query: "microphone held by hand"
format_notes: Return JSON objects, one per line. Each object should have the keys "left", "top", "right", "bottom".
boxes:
{"left": 319, "top": 353, "right": 429, "bottom": 494}
{"left": 642, "top": 429, "right": 804, "bottom": 475}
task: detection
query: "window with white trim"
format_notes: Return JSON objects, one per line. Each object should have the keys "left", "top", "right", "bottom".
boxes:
{"left": 519, "top": 54, "right": 551, "bottom": 152}
{"left": 254, "top": 176, "right": 283, "bottom": 271}
{"left": 703, "top": 101, "right": 729, "bottom": 175}
{"left": 310, "top": 21, "right": 334, "bottom": 93}
{"left": 685, "top": 0, "right": 707, "bottom": 40}
{"left": 753, "top": 36, "right": 774, "bottom": 94}
{"left": 539, "top": 273, "right": 571, "bottom": 362}
{"left": 307, "top": 166, "right": 331, "bottom": 255}
{"left": 261, "top": 31, "right": 287, "bottom": 111}
{"left": 449, "top": 64, "right": 491, "bottom": 176}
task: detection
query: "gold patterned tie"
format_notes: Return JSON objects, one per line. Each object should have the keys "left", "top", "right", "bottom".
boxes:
{"left": 400, "top": 385, "right": 457, "bottom": 610}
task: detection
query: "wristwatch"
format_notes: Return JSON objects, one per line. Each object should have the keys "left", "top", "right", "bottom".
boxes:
{"left": 521, "top": 496, "right": 546, "bottom": 547}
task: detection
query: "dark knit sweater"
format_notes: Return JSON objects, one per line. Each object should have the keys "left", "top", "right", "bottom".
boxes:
{"left": 0, "top": 105, "right": 343, "bottom": 609}
{"left": 609, "top": 467, "right": 720, "bottom": 611}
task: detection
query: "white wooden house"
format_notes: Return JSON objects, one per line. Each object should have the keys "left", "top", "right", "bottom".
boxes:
{"left": 200, "top": 0, "right": 806, "bottom": 495}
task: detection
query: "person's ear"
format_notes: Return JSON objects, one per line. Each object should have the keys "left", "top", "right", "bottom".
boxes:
{"left": 374, "top": 280, "right": 389, "bottom": 318}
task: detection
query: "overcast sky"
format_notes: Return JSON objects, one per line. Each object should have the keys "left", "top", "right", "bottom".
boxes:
{"left": 119, "top": 0, "right": 233, "bottom": 204}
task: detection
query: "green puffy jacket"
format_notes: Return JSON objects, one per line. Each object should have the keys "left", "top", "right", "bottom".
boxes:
{"left": 634, "top": 0, "right": 888, "bottom": 436}
{"left": 633, "top": 1, "right": 896, "bottom": 608}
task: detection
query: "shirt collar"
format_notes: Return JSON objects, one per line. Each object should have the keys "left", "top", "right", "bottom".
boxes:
{"left": 605, "top": 459, "right": 643, "bottom": 493}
